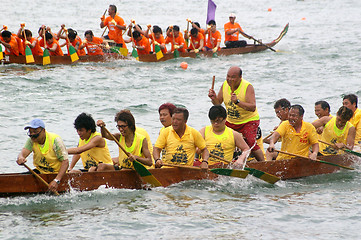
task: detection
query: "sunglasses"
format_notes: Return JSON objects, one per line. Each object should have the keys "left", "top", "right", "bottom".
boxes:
{"left": 27, "top": 129, "right": 43, "bottom": 139}
{"left": 116, "top": 124, "right": 128, "bottom": 129}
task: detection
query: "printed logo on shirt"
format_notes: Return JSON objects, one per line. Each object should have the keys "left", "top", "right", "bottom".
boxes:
{"left": 227, "top": 100, "right": 241, "bottom": 120}
{"left": 171, "top": 145, "right": 188, "bottom": 164}
{"left": 39, "top": 157, "right": 54, "bottom": 172}
{"left": 210, "top": 143, "right": 224, "bottom": 161}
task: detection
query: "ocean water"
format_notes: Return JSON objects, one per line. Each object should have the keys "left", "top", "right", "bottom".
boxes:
{"left": 1, "top": 0, "right": 361, "bottom": 239}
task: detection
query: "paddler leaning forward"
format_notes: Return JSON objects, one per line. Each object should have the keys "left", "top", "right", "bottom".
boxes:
{"left": 67, "top": 113, "right": 113, "bottom": 172}
{"left": 153, "top": 107, "right": 209, "bottom": 169}
{"left": 16, "top": 119, "right": 69, "bottom": 192}
{"left": 96, "top": 110, "right": 152, "bottom": 171}
{"left": 266, "top": 105, "right": 319, "bottom": 160}
{"left": 208, "top": 66, "right": 264, "bottom": 161}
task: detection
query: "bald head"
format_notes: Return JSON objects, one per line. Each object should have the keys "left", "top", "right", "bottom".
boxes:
{"left": 228, "top": 66, "right": 242, "bottom": 77}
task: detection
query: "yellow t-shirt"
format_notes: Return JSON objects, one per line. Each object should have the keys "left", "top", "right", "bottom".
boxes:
{"left": 119, "top": 132, "right": 146, "bottom": 169}
{"left": 319, "top": 117, "right": 353, "bottom": 155}
{"left": 222, "top": 79, "right": 259, "bottom": 124}
{"left": 155, "top": 125, "right": 206, "bottom": 166}
{"left": 276, "top": 120, "right": 318, "bottom": 160}
{"left": 78, "top": 132, "right": 113, "bottom": 170}
{"left": 350, "top": 108, "right": 361, "bottom": 144}
{"left": 204, "top": 126, "right": 235, "bottom": 165}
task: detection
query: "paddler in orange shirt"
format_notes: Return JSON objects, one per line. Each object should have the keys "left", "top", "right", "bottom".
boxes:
{"left": 17, "top": 28, "right": 43, "bottom": 56}
{"left": 204, "top": 20, "right": 221, "bottom": 53}
{"left": 131, "top": 31, "right": 151, "bottom": 55}
{"left": 224, "top": 13, "right": 250, "bottom": 48}
{"left": 80, "top": 30, "right": 105, "bottom": 56}
{"left": 144, "top": 25, "right": 167, "bottom": 54}
{"left": 100, "top": 4, "right": 127, "bottom": 48}
{"left": 0, "top": 30, "right": 20, "bottom": 56}
{"left": 165, "top": 25, "right": 186, "bottom": 53}
{"left": 187, "top": 28, "right": 204, "bottom": 52}
{"left": 42, "top": 32, "right": 64, "bottom": 56}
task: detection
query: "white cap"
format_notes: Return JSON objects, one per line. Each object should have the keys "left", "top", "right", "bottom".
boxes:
{"left": 229, "top": 13, "right": 236, "bottom": 18}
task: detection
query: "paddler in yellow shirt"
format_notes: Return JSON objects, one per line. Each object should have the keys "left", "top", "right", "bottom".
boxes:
{"left": 199, "top": 105, "right": 250, "bottom": 168}
{"left": 312, "top": 106, "right": 355, "bottom": 155}
{"left": 16, "top": 118, "right": 69, "bottom": 192}
{"left": 266, "top": 105, "right": 319, "bottom": 160}
{"left": 342, "top": 94, "right": 361, "bottom": 145}
{"left": 67, "top": 113, "right": 113, "bottom": 172}
{"left": 313, "top": 100, "right": 332, "bottom": 136}
{"left": 96, "top": 110, "right": 153, "bottom": 171}
{"left": 153, "top": 107, "right": 209, "bottom": 169}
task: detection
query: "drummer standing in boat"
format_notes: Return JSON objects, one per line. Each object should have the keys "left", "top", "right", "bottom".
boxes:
{"left": 16, "top": 119, "right": 69, "bottom": 192}
{"left": 100, "top": 4, "right": 127, "bottom": 48}
{"left": 224, "top": 13, "right": 251, "bottom": 48}
{"left": 208, "top": 66, "right": 265, "bottom": 161}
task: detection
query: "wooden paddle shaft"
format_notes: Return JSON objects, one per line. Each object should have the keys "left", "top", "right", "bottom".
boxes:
{"left": 209, "top": 153, "right": 231, "bottom": 164}
{"left": 103, "top": 127, "right": 130, "bottom": 157}
{"left": 162, "top": 163, "right": 203, "bottom": 170}
{"left": 275, "top": 149, "right": 317, "bottom": 160}
{"left": 23, "top": 163, "right": 60, "bottom": 196}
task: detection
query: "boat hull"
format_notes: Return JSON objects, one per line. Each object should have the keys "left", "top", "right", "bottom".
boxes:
{"left": 0, "top": 154, "right": 358, "bottom": 196}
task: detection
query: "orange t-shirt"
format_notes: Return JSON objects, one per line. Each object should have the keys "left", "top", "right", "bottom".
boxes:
{"left": 224, "top": 22, "right": 243, "bottom": 42}
{"left": 188, "top": 32, "right": 204, "bottom": 50}
{"left": 12, "top": 34, "right": 24, "bottom": 55}
{"left": 149, "top": 33, "right": 167, "bottom": 53}
{"left": 206, "top": 30, "right": 221, "bottom": 49}
{"left": 165, "top": 34, "right": 186, "bottom": 52}
{"left": 25, "top": 37, "right": 43, "bottom": 56}
{"left": 103, "top": 15, "right": 126, "bottom": 47}
{"left": 39, "top": 38, "right": 64, "bottom": 56}
{"left": 66, "top": 36, "right": 86, "bottom": 56}
{"left": 4, "top": 36, "right": 19, "bottom": 56}
{"left": 85, "top": 37, "right": 104, "bottom": 55}
{"left": 135, "top": 36, "right": 151, "bottom": 55}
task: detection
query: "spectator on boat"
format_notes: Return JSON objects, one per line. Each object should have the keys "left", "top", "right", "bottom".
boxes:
{"left": 96, "top": 110, "right": 152, "bottom": 171}
{"left": 0, "top": 30, "right": 20, "bottom": 56}
{"left": 144, "top": 25, "right": 167, "bottom": 54}
{"left": 266, "top": 105, "right": 319, "bottom": 160}
{"left": 313, "top": 100, "right": 332, "bottom": 136}
{"left": 208, "top": 66, "right": 264, "bottom": 161}
{"left": 100, "top": 4, "right": 127, "bottom": 48}
{"left": 159, "top": 103, "right": 177, "bottom": 129}
{"left": 153, "top": 107, "right": 209, "bottom": 168}
{"left": 16, "top": 119, "right": 69, "bottom": 192}
{"left": 131, "top": 31, "right": 151, "bottom": 55}
{"left": 187, "top": 28, "right": 204, "bottom": 53}
{"left": 41, "top": 32, "right": 64, "bottom": 56}
{"left": 343, "top": 94, "right": 361, "bottom": 144}
{"left": 199, "top": 105, "right": 250, "bottom": 167}
{"left": 224, "top": 13, "right": 251, "bottom": 48}
{"left": 17, "top": 29, "right": 43, "bottom": 56}
{"left": 165, "top": 25, "right": 186, "bottom": 53}
{"left": 203, "top": 20, "right": 221, "bottom": 53}
{"left": 67, "top": 113, "right": 113, "bottom": 173}
{"left": 80, "top": 30, "right": 105, "bottom": 55}
{"left": 313, "top": 106, "right": 355, "bottom": 156}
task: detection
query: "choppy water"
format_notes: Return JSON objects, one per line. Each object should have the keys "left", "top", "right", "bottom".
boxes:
{"left": 1, "top": 0, "right": 361, "bottom": 239}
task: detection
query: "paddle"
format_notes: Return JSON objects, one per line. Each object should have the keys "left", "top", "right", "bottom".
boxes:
{"left": 318, "top": 140, "right": 361, "bottom": 157}
{"left": 162, "top": 163, "right": 249, "bottom": 179}
{"left": 129, "top": 22, "right": 139, "bottom": 61}
{"left": 101, "top": 9, "right": 108, "bottom": 37}
{"left": 102, "top": 127, "right": 162, "bottom": 187}
{"left": 23, "top": 163, "right": 60, "bottom": 196}
{"left": 21, "top": 23, "right": 35, "bottom": 64}
{"left": 64, "top": 28, "right": 79, "bottom": 62}
{"left": 241, "top": 31, "right": 277, "bottom": 52}
{"left": 209, "top": 153, "right": 280, "bottom": 184}
{"left": 42, "top": 29, "right": 51, "bottom": 65}
{"left": 274, "top": 149, "right": 354, "bottom": 170}
{"left": 185, "top": 19, "right": 190, "bottom": 48}
{"left": 207, "top": 25, "right": 218, "bottom": 57}
{"left": 150, "top": 26, "right": 164, "bottom": 60}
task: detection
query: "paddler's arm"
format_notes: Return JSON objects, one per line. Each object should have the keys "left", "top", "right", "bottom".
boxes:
{"left": 49, "top": 137, "right": 69, "bottom": 191}
{"left": 153, "top": 147, "right": 163, "bottom": 168}
{"left": 199, "top": 147, "right": 209, "bottom": 169}
{"left": 0, "top": 39, "right": 11, "bottom": 49}
{"left": 68, "top": 154, "right": 80, "bottom": 171}
{"left": 266, "top": 131, "right": 280, "bottom": 153}
{"left": 232, "top": 84, "right": 256, "bottom": 112}
{"left": 49, "top": 159, "right": 69, "bottom": 192}
{"left": 96, "top": 120, "right": 119, "bottom": 141}
{"left": 233, "top": 131, "right": 251, "bottom": 166}
{"left": 16, "top": 148, "right": 31, "bottom": 165}
{"left": 309, "top": 143, "right": 319, "bottom": 160}
{"left": 68, "top": 136, "right": 105, "bottom": 155}
{"left": 339, "top": 126, "right": 356, "bottom": 150}
{"left": 208, "top": 83, "right": 224, "bottom": 105}
{"left": 129, "top": 138, "right": 152, "bottom": 166}
{"left": 47, "top": 43, "right": 58, "bottom": 52}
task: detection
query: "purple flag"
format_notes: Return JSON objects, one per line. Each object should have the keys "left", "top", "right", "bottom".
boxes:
{"left": 206, "top": 0, "right": 217, "bottom": 24}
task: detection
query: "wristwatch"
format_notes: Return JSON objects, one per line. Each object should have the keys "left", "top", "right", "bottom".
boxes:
{"left": 235, "top": 99, "right": 240, "bottom": 104}
{"left": 53, "top": 179, "right": 60, "bottom": 184}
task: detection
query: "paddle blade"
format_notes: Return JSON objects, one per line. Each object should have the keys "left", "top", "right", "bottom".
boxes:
{"left": 154, "top": 44, "right": 163, "bottom": 60}
{"left": 68, "top": 45, "right": 79, "bottom": 62}
{"left": 25, "top": 46, "right": 34, "bottom": 63}
{"left": 210, "top": 168, "right": 249, "bottom": 179}
{"left": 244, "top": 167, "right": 280, "bottom": 184}
{"left": 133, "top": 161, "right": 162, "bottom": 187}
{"left": 0, "top": 45, "right": 4, "bottom": 60}
{"left": 43, "top": 49, "right": 50, "bottom": 65}
{"left": 119, "top": 47, "right": 128, "bottom": 56}
{"left": 212, "top": 51, "right": 218, "bottom": 58}
{"left": 132, "top": 48, "right": 139, "bottom": 61}
{"left": 173, "top": 49, "right": 179, "bottom": 58}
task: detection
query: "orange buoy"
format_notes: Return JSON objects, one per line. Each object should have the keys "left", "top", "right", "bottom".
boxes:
{"left": 301, "top": 17, "right": 306, "bottom": 20}
{"left": 180, "top": 62, "right": 188, "bottom": 70}
{"left": 268, "top": 8, "right": 272, "bottom": 12}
